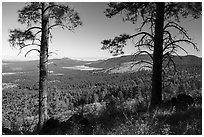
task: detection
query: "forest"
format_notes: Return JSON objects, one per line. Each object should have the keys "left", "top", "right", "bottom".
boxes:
{"left": 2, "top": 60, "right": 202, "bottom": 134}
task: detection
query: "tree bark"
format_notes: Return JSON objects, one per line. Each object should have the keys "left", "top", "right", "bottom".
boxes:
{"left": 149, "top": 2, "right": 165, "bottom": 111}
{"left": 38, "top": 2, "right": 49, "bottom": 131}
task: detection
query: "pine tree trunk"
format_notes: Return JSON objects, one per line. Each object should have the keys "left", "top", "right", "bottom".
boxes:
{"left": 38, "top": 2, "right": 49, "bottom": 131}
{"left": 149, "top": 2, "right": 165, "bottom": 111}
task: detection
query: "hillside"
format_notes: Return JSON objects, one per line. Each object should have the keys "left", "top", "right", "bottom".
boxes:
{"left": 88, "top": 54, "right": 152, "bottom": 69}
{"left": 88, "top": 54, "right": 201, "bottom": 73}
{"left": 88, "top": 54, "right": 201, "bottom": 68}
{"left": 171, "top": 55, "right": 202, "bottom": 66}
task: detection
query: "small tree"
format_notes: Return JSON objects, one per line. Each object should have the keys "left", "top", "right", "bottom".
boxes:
{"left": 8, "top": 2, "right": 82, "bottom": 130}
{"left": 101, "top": 2, "right": 201, "bottom": 111}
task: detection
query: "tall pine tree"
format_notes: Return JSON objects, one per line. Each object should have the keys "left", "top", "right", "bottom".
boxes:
{"left": 9, "top": 2, "right": 82, "bottom": 130}
{"left": 101, "top": 2, "right": 201, "bottom": 111}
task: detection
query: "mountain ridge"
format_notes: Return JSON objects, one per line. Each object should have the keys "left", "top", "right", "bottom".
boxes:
{"left": 2, "top": 54, "right": 202, "bottom": 73}
{"left": 87, "top": 54, "right": 202, "bottom": 69}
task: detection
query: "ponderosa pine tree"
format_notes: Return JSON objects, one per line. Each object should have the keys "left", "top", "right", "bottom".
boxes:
{"left": 101, "top": 2, "right": 201, "bottom": 111}
{"left": 8, "top": 2, "right": 82, "bottom": 130}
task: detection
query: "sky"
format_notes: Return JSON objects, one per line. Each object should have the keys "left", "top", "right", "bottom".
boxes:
{"left": 2, "top": 2, "right": 202, "bottom": 61}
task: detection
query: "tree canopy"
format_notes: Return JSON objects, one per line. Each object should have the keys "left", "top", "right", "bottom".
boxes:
{"left": 9, "top": 2, "right": 82, "bottom": 56}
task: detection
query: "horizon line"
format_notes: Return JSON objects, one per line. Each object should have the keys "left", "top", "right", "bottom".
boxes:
{"left": 2, "top": 54, "right": 202, "bottom": 62}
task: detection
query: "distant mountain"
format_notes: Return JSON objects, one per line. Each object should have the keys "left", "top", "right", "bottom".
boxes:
{"left": 171, "top": 55, "right": 202, "bottom": 66}
{"left": 47, "top": 57, "right": 91, "bottom": 67}
{"left": 89, "top": 54, "right": 201, "bottom": 68}
{"left": 87, "top": 54, "right": 201, "bottom": 73}
{"left": 2, "top": 57, "right": 92, "bottom": 73}
{"left": 2, "top": 54, "right": 201, "bottom": 74}
{"left": 88, "top": 54, "right": 152, "bottom": 69}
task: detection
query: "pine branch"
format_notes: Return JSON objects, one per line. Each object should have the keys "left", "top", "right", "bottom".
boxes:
{"left": 25, "top": 49, "right": 40, "bottom": 57}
